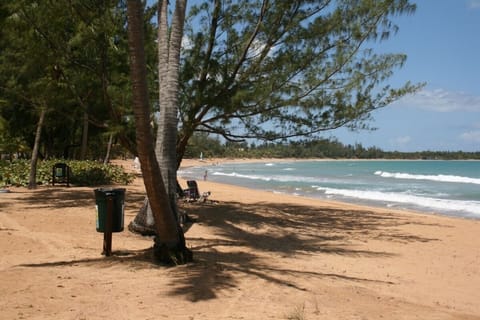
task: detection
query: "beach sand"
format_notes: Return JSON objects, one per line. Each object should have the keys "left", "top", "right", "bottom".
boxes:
{"left": 0, "top": 158, "right": 479, "bottom": 319}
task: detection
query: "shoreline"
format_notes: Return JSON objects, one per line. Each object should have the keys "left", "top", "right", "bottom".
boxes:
{"left": 178, "top": 169, "right": 474, "bottom": 225}
{"left": 179, "top": 157, "right": 479, "bottom": 221}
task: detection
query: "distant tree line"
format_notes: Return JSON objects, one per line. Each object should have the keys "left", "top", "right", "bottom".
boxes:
{"left": 184, "top": 133, "right": 480, "bottom": 160}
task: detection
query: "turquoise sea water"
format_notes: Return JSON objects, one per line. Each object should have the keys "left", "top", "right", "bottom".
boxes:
{"left": 179, "top": 160, "right": 480, "bottom": 219}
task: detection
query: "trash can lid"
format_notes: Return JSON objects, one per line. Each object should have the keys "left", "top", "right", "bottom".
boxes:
{"left": 94, "top": 188, "right": 125, "bottom": 196}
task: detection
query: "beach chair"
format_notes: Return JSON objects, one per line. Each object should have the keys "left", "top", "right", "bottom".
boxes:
{"left": 183, "top": 180, "right": 200, "bottom": 200}
{"left": 183, "top": 180, "right": 210, "bottom": 202}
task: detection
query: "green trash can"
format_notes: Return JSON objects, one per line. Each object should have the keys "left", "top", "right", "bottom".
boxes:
{"left": 94, "top": 188, "right": 125, "bottom": 233}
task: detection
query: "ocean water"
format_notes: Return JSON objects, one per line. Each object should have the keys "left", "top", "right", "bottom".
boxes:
{"left": 178, "top": 160, "right": 480, "bottom": 219}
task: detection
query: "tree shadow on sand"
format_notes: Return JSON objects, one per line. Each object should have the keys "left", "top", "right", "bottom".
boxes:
{"left": 15, "top": 189, "right": 443, "bottom": 303}
{"left": 164, "top": 200, "right": 441, "bottom": 301}
{"left": 19, "top": 186, "right": 146, "bottom": 211}
{"left": 18, "top": 248, "right": 157, "bottom": 269}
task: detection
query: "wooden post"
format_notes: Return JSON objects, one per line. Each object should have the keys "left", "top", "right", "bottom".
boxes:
{"left": 102, "top": 195, "right": 114, "bottom": 256}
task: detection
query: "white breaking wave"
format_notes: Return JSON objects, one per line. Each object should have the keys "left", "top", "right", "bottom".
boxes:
{"left": 212, "top": 171, "right": 273, "bottom": 181}
{"left": 316, "top": 187, "right": 480, "bottom": 216}
{"left": 212, "top": 171, "right": 324, "bottom": 184}
{"left": 375, "top": 171, "right": 480, "bottom": 185}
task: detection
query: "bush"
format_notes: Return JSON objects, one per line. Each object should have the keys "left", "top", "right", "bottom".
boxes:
{"left": 0, "top": 159, "right": 134, "bottom": 187}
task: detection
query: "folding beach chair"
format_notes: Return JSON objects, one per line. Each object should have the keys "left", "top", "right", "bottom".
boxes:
{"left": 184, "top": 180, "right": 200, "bottom": 200}
{"left": 183, "top": 180, "right": 210, "bottom": 202}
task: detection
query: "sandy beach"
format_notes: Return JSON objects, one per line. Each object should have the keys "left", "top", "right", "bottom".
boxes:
{"left": 0, "top": 158, "right": 479, "bottom": 319}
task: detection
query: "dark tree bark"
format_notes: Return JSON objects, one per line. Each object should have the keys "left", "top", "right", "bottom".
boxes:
{"left": 129, "top": 0, "right": 188, "bottom": 234}
{"left": 126, "top": 0, "right": 191, "bottom": 264}
{"left": 28, "top": 108, "right": 46, "bottom": 189}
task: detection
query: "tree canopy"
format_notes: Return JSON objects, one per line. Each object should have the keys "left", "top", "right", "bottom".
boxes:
{"left": 0, "top": 0, "right": 423, "bottom": 167}
{"left": 0, "top": 0, "right": 157, "bottom": 160}
{"left": 176, "top": 0, "right": 423, "bottom": 162}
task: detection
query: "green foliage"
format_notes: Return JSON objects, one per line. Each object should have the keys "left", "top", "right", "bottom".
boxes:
{"left": 0, "top": 1, "right": 159, "bottom": 159}
{"left": 183, "top": 132, "right": 226, "bottom": 158}
{"left": 66, "top": 160, "right": 134, "bottom": 186}
{"left": 0, "top": 1, "right": 426, "bottom": 167}
{"left": 0, "top": 160, "right": 134, "bottom": 187}
{"left": 184, "top": 133, "right": 480, "bottom": 160}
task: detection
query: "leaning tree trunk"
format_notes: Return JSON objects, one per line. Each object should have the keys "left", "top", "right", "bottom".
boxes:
{"left": 28, "top": 108, "right": 46, "bottom": 190}
{"left": 129, "top": 0, "right": 187, "bottom": 234}
{"left": 126, "top": 0, "right": 191, "bottom": 264}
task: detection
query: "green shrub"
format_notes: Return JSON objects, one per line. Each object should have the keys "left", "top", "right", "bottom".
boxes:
{"left": 0, "top": 159, "right": 134, "bottom": 187}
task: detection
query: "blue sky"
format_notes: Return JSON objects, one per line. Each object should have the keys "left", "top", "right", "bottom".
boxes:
{"left": 333, "top": 0, "right": 480, "bottom": 152}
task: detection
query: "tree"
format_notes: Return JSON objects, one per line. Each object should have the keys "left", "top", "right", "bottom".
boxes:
{"left": 176, "top": 0, "right": 424, "bottom": 166}
{"left": 0, "top": 1, "right": 150, "bottom": 160}
{"left": 126, "top": 0, "right": 191, "bottom": 264}
{"left": 156, "top": 0, "right": 187, "bottom": 212}
{"left": 28, "top": 107, "right": 46, "bottom": 189}
{"left": 129, "top": 0, "right": 188, "bottom": 235}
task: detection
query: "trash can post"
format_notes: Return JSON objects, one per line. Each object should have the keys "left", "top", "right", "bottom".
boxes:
{"left": 102, "top": 195, "right": 114, "bottom": 256}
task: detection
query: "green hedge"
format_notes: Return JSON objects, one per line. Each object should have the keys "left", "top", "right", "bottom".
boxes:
{"left": 0, "top": 160, "right": 134, "bottom": 187}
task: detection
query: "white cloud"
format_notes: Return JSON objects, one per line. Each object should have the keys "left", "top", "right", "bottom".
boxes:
{"left": 390, "top": 135, "right": 411, "bottom": 146}
{"left": 468, "top": 0, "right": 480, "bottom": 9}
{"left": 247, "top": 39, "right": 277, "bottom": 60}
{"left": 460, "top": 130, "right": 480, "bottom": 142}
{"left": 181, "top": 35, "right": 193, "bottom": 50}
{"left": 397, "top": 88, "right": 480, "bottom": 112}
{"left": 247, "top": 39, "right": 267, "bottom": 59}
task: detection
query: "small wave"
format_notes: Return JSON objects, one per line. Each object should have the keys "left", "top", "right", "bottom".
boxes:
{"left": 316, "top": 187, "right": 480, "bottom": 216}
{"left": 177, "top": 169, "right": 195, "bottom": 176}
{"left": 212, "top": 171, "right": 272, "bottom": 181}
{"left": 212, "top": 171, "right": 324, "bottom": 184}
{"left": 374, "top": 171, "right": 480, "bottom": 185}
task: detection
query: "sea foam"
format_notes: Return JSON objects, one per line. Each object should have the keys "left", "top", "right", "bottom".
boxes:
{"left": 316, "top": 187, "right": 480, "bottom": 216}
{"left": 212, "top": 171, "right": 272, "bottom": 181}
{"left": 212, "top": 171, "right": 325, "bottom": 184}
{"left": 374, "top": 171, "right": 480, "bottom": 185}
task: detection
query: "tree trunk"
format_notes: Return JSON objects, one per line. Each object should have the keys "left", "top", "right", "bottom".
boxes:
{"left": 28, "top": 108, "right": 46, "bottom": 189}
{"left": 103, "top": 132, "right": 113, "bottom": 164}
{"left": 130, "top": 0, "right": 188, "bottom": 234}
{"left": 126, "top": 0, "right": 191, "bottom": 264}
{"left": 176, "top": 128, "right": 193, "bottom": 170}
{"left": 155, "top": 0, "right": 187, "bottom": 212}
{"left": 80, "top": 111, "right": 89, "bottom": 160}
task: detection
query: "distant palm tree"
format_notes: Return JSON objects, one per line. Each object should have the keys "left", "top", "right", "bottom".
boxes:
{"left": 126, "top": 0, "right": 191, "bottom": 264}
